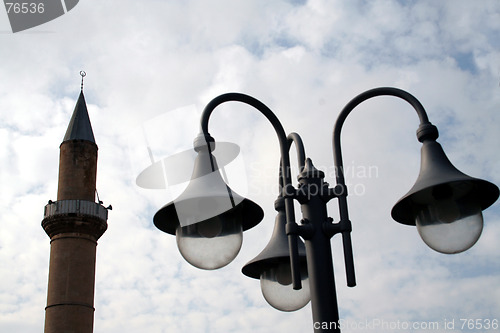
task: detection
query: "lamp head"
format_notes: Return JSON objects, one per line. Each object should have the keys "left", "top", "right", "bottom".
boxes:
{"left": 242, "top": 197, "right": 310, "bottom": 312}
{"left": 154, "top": 138, "right": 264, "bottom": 269}
{"left": 392, "top": 140, "right": 499, "bottom": 254}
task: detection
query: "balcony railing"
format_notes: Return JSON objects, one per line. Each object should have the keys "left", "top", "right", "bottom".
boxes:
{"left": 44, "top": 199, "right": 108, "bottom": 221}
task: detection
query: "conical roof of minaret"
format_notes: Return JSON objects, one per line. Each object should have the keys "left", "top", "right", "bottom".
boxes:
{"left": 63, "top": 91, "right": 96, "bottom": 143}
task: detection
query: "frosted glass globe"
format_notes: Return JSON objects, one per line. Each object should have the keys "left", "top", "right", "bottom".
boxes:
{"left": 176, "top": 216, "right": 243, "bottom": 270}
{"left": 416, "top": 199, "right": 483, "bottom": 254}
{"left": 260, "top": 262, "right": 310, "bottom": 311}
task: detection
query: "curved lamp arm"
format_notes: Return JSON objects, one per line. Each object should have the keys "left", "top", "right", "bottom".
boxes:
{"left": 199, "top": 93, "right": 303, "bottom": 289}
{"left": 288, "top": 132, "right": 306, "bottom": 171}
{"left": 332, "top": 87, "right": 436, "bottom": 287}
{"left": 278, "top": 132, "right": 307, "bottom": 189}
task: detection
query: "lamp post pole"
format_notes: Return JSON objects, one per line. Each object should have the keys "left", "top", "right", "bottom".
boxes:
{"left": 153, "top": 88, "right": 499, "bottom": 333}
{"left": 293, "top": 159, "right": 341, "bottom": 332}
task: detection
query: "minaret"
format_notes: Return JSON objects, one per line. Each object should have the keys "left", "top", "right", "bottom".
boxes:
{"left": 42, "top": 75, "right": 109, "bottom": 333}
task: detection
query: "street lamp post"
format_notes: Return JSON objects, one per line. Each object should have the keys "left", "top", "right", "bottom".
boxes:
{"left": 153, "top": 87, "right": 499, "bottom": 332}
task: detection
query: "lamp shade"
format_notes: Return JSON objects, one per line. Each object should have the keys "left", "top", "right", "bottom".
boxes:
{"left": 391, "top": 140, "right": 499, "bottom": 253}
{"left": 153, "top": 144, "right": 264, "bottom": 269}
{"left": 154, "top": 145, "right": 264, "bottom": 233}
{"left": 242, "top": 197, "right": 310, "bottom": 311}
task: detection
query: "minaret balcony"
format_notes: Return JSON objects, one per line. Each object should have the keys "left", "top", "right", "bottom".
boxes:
{"left": 44, "top": 199, "right": 109, "bottom": 220}
{"left": 42, "top": 200, "right": 109, "bottom": 239}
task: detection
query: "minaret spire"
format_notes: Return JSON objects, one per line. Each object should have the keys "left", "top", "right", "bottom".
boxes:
{"left": 42, "top": 72, "right": 109, "bottom": 333}
{"left": 63, "top": 71, "right": 95, "bottom": 143}
{"left": 63, "top": 90, "right": 96, "bottom": 143}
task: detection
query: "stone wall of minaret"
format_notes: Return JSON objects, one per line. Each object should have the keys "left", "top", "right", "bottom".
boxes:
{"left": 57, "top": 139, "right": 97, "bottom": 201}
{"left": 41, "top": 91, "right": 108, "bottom": 333}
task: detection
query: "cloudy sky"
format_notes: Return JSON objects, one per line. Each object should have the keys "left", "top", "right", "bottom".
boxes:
{"left": 1, "top": 0, "right": 499, "bottom": 332}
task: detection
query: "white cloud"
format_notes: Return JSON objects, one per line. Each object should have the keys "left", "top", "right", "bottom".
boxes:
{"left": 0, "top": 0, "right": 499, "bottom": 332}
